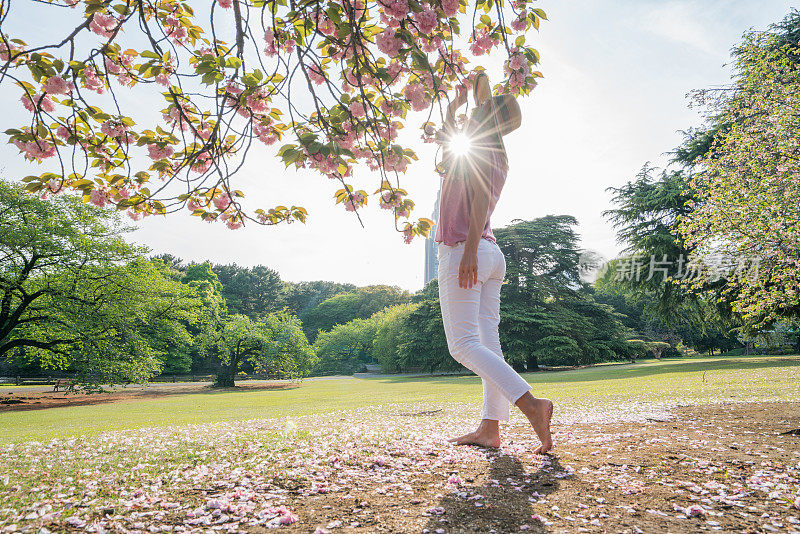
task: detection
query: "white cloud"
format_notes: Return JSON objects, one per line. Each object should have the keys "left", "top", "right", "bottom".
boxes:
{"left": 636, "top": 1, "right": 724, "bottom": 57}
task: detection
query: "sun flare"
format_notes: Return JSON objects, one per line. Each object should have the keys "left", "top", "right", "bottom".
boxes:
{"left": 449, "top": 132, "right": 472, "bottom": 157}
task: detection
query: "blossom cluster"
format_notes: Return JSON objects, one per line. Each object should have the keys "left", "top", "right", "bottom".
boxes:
{"left": 3, "top": 0, "right": 545, "bottom": 242}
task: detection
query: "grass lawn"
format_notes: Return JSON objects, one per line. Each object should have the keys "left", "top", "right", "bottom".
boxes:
{"left": 2, "top": 354, "right": 799, "bottom": 533}
{"left": 1, "top": 354, "right": 799, "bottom": 443}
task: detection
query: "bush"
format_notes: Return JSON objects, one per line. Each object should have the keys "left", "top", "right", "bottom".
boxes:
{"left": 311, "top": 318, "right": 376, "bottom": 375}
{"left": 371, "top": 303, "right": 420, "bottom": 373}
{"left": 766, "top": 346, "right": 796, "bottom": 355}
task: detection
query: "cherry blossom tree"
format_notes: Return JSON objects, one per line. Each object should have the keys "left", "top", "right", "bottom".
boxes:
{"left": 0, "top": 0, "right": 545, "bottom": 242}
{"left": 677, "top": 15, "right": 800, "bottom": 330}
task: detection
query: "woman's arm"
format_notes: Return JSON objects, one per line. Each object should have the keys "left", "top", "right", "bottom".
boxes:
{"left": 439, "top": 86, "right": 468, "bottom": 165}
{"left": 459, "top": 158, "right": 492, "bottom": 289}
{"left": 444, "top": 85, "right": 467, "bottom": 128}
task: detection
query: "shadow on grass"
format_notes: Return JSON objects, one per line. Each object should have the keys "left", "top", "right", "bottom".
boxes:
{"left": 364, "top": 356, "right": 800, "bottom": 386}
{"left": 424, "top": 450, "right": 564, "bottom": 533}
{"left": 0, "top": 382, "right": 302, "bottom": 413}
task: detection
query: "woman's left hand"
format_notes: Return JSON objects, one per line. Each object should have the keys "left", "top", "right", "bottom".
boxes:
{"left": 458, "top": 251, "right": 479, "bottom": 289}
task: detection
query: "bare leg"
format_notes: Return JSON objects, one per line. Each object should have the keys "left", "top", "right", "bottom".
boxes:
{"left": 447, "top": 418, "right": 501, "bottom": 448}
{"left": 515, "top": 392, "right": 553, "bottom": 454}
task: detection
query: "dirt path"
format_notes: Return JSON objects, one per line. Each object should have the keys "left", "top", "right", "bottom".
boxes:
{"left": 282, "top": 402, "right": 800, "bottom": 533}
{"left": 1, "top": 401, "right": 798, "bottom": 533}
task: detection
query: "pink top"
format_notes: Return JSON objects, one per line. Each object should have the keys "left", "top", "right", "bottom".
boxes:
{"left": 433, "top": 134, "right": 507, "bottom": 246}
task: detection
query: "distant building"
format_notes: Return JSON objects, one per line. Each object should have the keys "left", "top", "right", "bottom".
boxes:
{"left": 423, "top": 188, "right": 441, "bottom": 285}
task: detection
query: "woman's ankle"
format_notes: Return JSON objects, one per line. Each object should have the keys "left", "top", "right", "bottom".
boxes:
{"left": 478, "top": 418, "right": 500, "bottom": 434}
{"left": 514, "top": 392, "right": 536, "bottom": 413}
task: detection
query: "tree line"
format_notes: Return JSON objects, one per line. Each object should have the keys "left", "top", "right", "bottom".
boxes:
{"left": 4, "top": 175, "right": 737, "bottom": 388}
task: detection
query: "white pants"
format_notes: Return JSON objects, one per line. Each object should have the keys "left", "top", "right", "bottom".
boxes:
{"left": 437, "top": 238, "right": 532, "bottom": 421}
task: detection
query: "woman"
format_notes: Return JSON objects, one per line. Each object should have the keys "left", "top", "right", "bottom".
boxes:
{"left": 434, "top": 72, "right": 553, "bottom": 453}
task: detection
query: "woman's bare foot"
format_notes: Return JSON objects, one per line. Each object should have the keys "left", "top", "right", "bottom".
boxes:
{"left": 448, "top": 419, "right": 501, "bottom": 448}
{"left": 515, "top": 393, "right": 553, "bottom": 454}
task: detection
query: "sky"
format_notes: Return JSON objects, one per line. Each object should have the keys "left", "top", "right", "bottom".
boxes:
{"left": 2, "top": 0, "right": 797, "bottom": 292}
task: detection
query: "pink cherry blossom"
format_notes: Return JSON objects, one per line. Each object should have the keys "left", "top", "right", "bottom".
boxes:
{"left": 343, "top": 0, "right": 367, "bottom": 20}
{"left": 13, "top": 138, "right": 57, "bottom": 160}
{"left": 447, "top": 474, "right": 463, "bottom": 485}
{"left": 378, "top": 122, "right": 398, "bottom": 140}
{"left": 379, "top": 0, "right": 410, "bottom": 20}
{"left": 246, "top": 88, "right": 270, "bottom": 113}
{"left": 686, "top": 504, "right": 705, "bottom": 517}
{"left": 414, "top": 7, "right": 438, "bottom": 35}
{"left": 191, "top": 155, "right": 213, "bottom": 173}
{"left": 90, "top": 189, "right": 110, "bottom": 207}
{"left": 377, "top": 30, "right": 403, "bottom": 57}
{"left": 316, "top": 15, "right": 336, "bottom": 36}
{"left": 100, "top": 120, "right": 128, "bottom": 139}
{"left": 387, "top": 61, "right": 404, "bottom": 82}
{"left": 90, "top": 13, "right": 119, "bottom": 37}
{"left": 404, "top": 83, "right": 429, "bottom": 111}
{"left": 511, "top": 13, "right": 527, "bottom": 31}
{"left": 83, "top": 66, "right": 105, "bottom": 93}
{"left": 308, "top": 65, "right": 326, "bottom": 85}
{"left": 383, "top": 151, "right": 408, "bottom": 173}
{"left": 217, "top": 0, "right": 233, "bottom": 8}
{"left": 253, "top": 122, "right": 278, "bottom": 145}
{"left": 213, "top": 192, "right": 231, "bottom": 210}
{"left": 380, "top": 190, "right": 404, "bottom": 209}
{"left": 349, "top": 101, "right": 366, "bottom": 118}
{"left": 279, "top": 511, "right": 298, "bottom": 525}
{"left": 46, "top": 178, "right": 64, "bottom": 193}
{"left": 381, "top": 11, "right": 403, "bottom": 29}
{"left": 147, "top": 144, "right": 174, "bottom": 160}
{"left": 345, "top": 68, "right": 360, "bottom": 87}
{"left": 104, "top": 56, "right": 124, "bottom": 75}
{"left": 0, "top": 40, "right": 20, "bottom": 61}
{"left": 343, "top": 191, "right": 364, "bottom": 211}
{"left": 42, "top": 75, "right": 74, "bottom": 95}
{"left": 441, "top": 0, "right": 459, "bottom": 17}
{"left": 20, "top": 93, "right": 56, "bottom": 113}
{"left": 167, "top": 24, "right": 188, "bottom": 44}
{"left": 422, "top": 36, "right": 443, "bottom": 53}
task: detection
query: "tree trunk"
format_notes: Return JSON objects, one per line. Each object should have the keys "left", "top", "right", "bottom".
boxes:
{"left": 215, "top": 373, "right": 235, "bottom": 387}
{"left": 526, "top": 354, "right": 539, "bottom": 372}
{"left": 511, "top": 361, "right": 526, "bottom": 373}
{"left": 215, "top": 353, "right": 239, "bottom": 387}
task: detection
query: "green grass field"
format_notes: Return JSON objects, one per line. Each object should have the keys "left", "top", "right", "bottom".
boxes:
{"left": 2, "top": 355, "right": 799, "bottom": 443}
